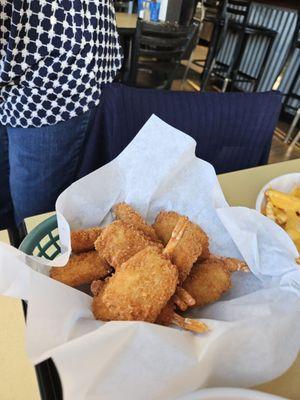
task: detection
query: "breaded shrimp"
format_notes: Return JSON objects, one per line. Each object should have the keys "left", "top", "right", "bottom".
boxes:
{"left": 171, "top": 287, "right": 196, "bottom": 311}
{"left": 71, "top": 227, "right": 102, "bottom": 253}
{"left": 162, "top": 216, "right": 196, "bottom": 310}
{"left": 182, "top": 256, "right": 248, "bottom": 308}
{"left": 217, "top": 256, "right": 249, "bottom": 273}
{"left": 92, "top": 246, "right": 178, "bottom": 322}
{"left": 156, "top": 303, "right": 208, "bottom": 333}
{"left": 113, "top": 203, "right": 159, "bottom": 242}
{"left": 94, "top": 220, "right": 161, "bottom": 270}
{"left": 153, "top": 211, "right": 207, "bottom": 283}
{"left": 50, "top": 251, "right": 111, "bottom": 287}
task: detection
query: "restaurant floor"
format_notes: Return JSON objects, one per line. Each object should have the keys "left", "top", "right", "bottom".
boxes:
{"left": 173, "top": 45, "right": 300, "bottom": 165}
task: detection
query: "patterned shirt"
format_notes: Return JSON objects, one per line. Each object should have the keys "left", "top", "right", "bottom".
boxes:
{"left": 0, "top": 0, "right": 122, "bottom": 128}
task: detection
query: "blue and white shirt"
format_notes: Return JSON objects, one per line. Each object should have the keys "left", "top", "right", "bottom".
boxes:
{"left": 0, "top": 0, "right": 122, "bottom": 128}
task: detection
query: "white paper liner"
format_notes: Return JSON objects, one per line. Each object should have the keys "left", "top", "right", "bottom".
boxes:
{"left": 0, "top": 115, "right": 299, "bottom": 400}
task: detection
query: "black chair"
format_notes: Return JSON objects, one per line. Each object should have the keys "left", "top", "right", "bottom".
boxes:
{"left": 270, "top": 10, "right": 300, "bottom": 148}
{"left": 128, "top": 19, "right": 199, "bottom": 89}
{"left": 192, "top": 0, "right": 227, "bottom": 80}
{"left": 202, "top": 0, "right": 277, "bottom": 92}
{"left": 180, "top": 0, "right": 198, "bottom": 26}
{"left": 283, "top": 40, "right": 300, "bottom": 148}
{"left": 279, "top": 14, "right": 300, "bottom": 146}
{"left": 114, "top": 0, "right": 133, "bottom": 13}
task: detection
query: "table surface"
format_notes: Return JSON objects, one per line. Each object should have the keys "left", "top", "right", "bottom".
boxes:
{"left": 0, "top": 159, "right": 299, "bottom": 400}
{"left": 116, "top": 12, "right": 138, "bottom": 31}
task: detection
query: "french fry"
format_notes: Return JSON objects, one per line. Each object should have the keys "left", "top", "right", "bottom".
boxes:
{"left": 286, "top": 228, "right": 300, "bottom": 242}
{"left": 290, "top": 187, "right": 300, "bottom": 199}
{"left": 285, "top": 214, "right": 300, "bottom": 256}
{"left": 272, "top": 206, "right": 288, "bottom": 225}
{"left": 294, "top": 239, "right": 300, "bottom": 252}
{"left": 265, "top": 201, "right": 277, "bottom": 222}
{"left": 264, "top": 187, "right": 300, "bottom": 255}
{"left": 285, "top": 214, "right": 300, "bottom": 228}
{"left": 265, "top": 189, "right": 300, "bottom": 213}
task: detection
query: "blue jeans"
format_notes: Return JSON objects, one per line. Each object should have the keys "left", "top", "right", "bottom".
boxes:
{"left": 0, "top": 109, "right": 96, "bottom": 229}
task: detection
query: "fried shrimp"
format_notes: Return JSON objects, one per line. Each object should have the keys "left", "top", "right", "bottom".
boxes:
{"left": 182, "top": 256, "right": 248, "bottom": 308}
{"left": 92, "top": 246, "right": 178, "bottom": 322}
{"left": 171, "top": 287, "right": 196, "bottom": 311}
{"left": 71, "top": 227, "right": 103, "bottom": 253}
{"left": 113, "top": 202, "right": 159, "bottom": 242}
{"left": 153, "top": 211, "right": 207, "bottom": 283}
{"left": 50, "top": 251, "right": 111, "bottom": 287}
{"left": 94, "top": 220, "right": 161, "bottom": 270}
{"left": 92, "top": 221, "right": 207, "bottom": 332}
{"left": 156, "top": 303, "right": 208, "bottom": 333}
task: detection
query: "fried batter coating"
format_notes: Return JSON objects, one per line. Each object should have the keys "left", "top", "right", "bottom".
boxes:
{"left": 92, "top": 246, "right": 178, "bottom": 322}
{"left": 172, "top": 287, "right": 196, "bottom": 311}
{"left": 156, "top": 302, "right": 176, "bottom": 325}
{"left": 153, "top": 211, "right": 207, "bottom": 283}
{"left": 50, "top": 251, "right": 111, "bottom": 287}
{"left": 182, "top": 257, "right": 248, "bottom": 308}
{"left": 94, "top": 220, "right": 161, "bottom": 270}
{"left": 113, "top": 203, "right": 159, "bottom": 242}
{"left": 217, "top": 256, "right": 249, "bottom": 273}
{"left": 71, "top": 227, "right": 103, "bottom": 253}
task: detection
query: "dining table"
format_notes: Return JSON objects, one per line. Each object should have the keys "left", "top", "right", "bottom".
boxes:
{"left": 0, "top": 158, "right": 299, "bottom": 400}
{"left": 116, "top": 12, "right": 138, "bottom": 35}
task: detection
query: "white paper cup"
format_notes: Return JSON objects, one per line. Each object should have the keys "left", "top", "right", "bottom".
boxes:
{"left": 177, "top": 388, "right": 288, "bottom": 400}
{"left": 255, "top": 173, "right": 300, "bottom": 214}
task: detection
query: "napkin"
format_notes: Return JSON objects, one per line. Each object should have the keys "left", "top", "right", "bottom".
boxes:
{"left": 0, "top": 115, "right": 299, "bottom": 400}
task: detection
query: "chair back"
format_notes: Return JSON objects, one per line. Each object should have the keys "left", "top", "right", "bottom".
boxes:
{"left": 97, "top": 83, "right": 282, "bottom": 174}
{"left": 129, "top": 20, "right": 198, "bottom": 88}
{"left": 200, "top": 0, "right": 227, "bottom": 58}
{"left": 180, "top": 0, "right": 198, "bottom": 25}
{"left": 114, "top": 0, "right": 131, "bottom": 12}
{"left": 203, "top": 0, "right": 226, "bottom": 22}
{"left": 226, "top": 0, "right": 251, "bottom": 25}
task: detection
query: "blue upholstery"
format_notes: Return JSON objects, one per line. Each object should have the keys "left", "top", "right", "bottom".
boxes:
{"left": 1, "top": 83, "right": 281, "bottom": 234}
{"left": 95, "top": 83, "right": 282, "bottom": 174}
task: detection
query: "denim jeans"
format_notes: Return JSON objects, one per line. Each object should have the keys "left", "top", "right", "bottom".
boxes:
{"left": 0, "top": 109, "right": 96, "bottom": 229}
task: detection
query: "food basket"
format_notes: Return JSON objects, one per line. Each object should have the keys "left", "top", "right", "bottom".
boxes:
{"left": 19, "top": 215, "right": 63, "bottom": 400}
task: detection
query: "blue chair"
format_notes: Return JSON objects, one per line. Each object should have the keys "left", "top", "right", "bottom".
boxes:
{"left": 2, "top": 84, "right": 281, "bottom": 246}
{"left": 96, "top": 83, "right": 282, "bottom": 174}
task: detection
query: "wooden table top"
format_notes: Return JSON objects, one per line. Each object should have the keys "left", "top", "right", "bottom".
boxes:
{"left": 116, "top": 12, "right": 138, "bottom": 34}
{"left": 0, "top": 159, "right": 299, "bottom": 400}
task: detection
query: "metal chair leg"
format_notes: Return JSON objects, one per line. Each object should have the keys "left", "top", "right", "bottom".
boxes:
{"left": 7, "top": 221, "right": 27, "bottom": 248}
{"left": 180, "top": 53, "right": 194, "bottom": 90}
{"left": 285, "top": 108, "right": 300, "bottom": 143}
{"left": 288, "top": 129, "right": 300, "bottom": 150}
{"left": 222, "top": 77, "right": 230, "bottom": 92}
{"left": 181, "top": 7, "right": 205, "bottom": 90}
{"left": 201, "top": 58, "right": 216, "bottom": 92}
